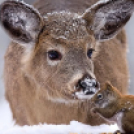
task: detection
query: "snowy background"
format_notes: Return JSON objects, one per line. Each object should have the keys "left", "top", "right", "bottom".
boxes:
{"left": 0, "top": 0, "right": 134, "bottom": 133}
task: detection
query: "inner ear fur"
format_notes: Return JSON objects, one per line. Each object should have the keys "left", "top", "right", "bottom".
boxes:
{"left": 105, "top": 81, "right": 113, "bottom": 90}
{"left": 0, "top": 0, "right": 44, "bottom": 48}
{"left": 82, "top": 0, "right": 134, "bottom": 41}
{"left": 103, "top": 81, "right": 114, "bottom": 95}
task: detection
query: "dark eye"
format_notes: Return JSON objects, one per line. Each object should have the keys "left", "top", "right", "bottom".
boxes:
{"left": 97, "top": 93, "right": 103, "bottom": 100}
{"left": 48, "top": 50, "right": 62, "bottom": 61}
{"left": 87, "top": 49, "right": 94, "bottom": 58}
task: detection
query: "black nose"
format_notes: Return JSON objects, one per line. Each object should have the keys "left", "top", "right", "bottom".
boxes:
{"left": 77, "top": 76, "right": 100, "bottom": 95}
{"left": 79, "top": 79, "right": 97, "bottom": 89}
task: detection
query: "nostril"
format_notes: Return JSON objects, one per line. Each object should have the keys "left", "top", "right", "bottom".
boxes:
{"left": 80, "top": 81, "right": 87, "bottom": 88}
{"left": 76, "top": 81, "right": 87, "bottom": 91}
{"left": 92, "top": 81, "right": 96, "bottom": 87}
{"left": 95, "top": 81, "right": 100, "bottom": 89}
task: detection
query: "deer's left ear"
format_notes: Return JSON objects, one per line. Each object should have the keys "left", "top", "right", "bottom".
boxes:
{"left": 0, "top": 0, "right": 44, "bottom": 48}
{"left": 82, "top": 0, "right": 134, "bottom": 41}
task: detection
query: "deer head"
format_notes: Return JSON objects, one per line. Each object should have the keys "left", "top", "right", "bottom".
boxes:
{"left": 0, "top": 0, "right": 133, "bottom": 102}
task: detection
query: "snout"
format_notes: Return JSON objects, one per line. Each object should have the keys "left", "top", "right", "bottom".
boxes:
{"left": 74, "top": 75, "right": 100, "bottom": 100}
{"left": 78, "top": 77, "right": 100, "bottom": 95}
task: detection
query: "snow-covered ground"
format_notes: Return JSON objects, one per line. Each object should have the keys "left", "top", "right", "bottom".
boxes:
{"left": 0, "top": 99, "right": 118, "bottom": 134}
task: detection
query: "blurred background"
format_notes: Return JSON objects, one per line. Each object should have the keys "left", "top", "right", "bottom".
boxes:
{"left": 0, "top": 0, "right": 134, "bottom": 101}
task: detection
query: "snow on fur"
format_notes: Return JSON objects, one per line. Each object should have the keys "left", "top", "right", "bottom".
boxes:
{"left": 0, "top": 99, "right": 118, "bottom": 134}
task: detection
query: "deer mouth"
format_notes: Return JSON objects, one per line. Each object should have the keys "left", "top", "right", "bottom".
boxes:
{"left": 73, "top": 78, "right": 100, "bottom": 100}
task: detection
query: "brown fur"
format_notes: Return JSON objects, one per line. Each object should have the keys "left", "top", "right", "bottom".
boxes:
{"left": 91, "top": 82, "right": 134, "bottom": 134}
{"left": 2, "top": 0, "right": 130, "bottom": 126}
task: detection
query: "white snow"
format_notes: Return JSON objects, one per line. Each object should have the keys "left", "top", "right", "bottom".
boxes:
{"left": 0, "top": 98, "right": 119, "bottom": 134}
{"left": 1, "top": 121, "right": 119, "bottom": 134}
{"left": 116, "top": 113, "right": 124, "bottom": 133}
{"left": 0, "top": 100, "right": 14, "bottom": 128}
{"left": 84, "top": 78, "right": 96, "bottom": 87}
{"left": 75, "top": 90, "right": 95, "bottom": 99}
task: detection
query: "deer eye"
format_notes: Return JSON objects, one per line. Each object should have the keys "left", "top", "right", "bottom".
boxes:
{"left": 97, "top": 93, "right": 103, "bottom": 100}
{"left": 48, "top": 50, "right": 62, "bottom": 61}
{"left": 87, "top": 49, "right": 94, "bottom": 58}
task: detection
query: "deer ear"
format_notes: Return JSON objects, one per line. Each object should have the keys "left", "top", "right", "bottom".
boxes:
{"left": 82, "top": 0, "right": 134, "bottom": 41}
{"left": 0, "top": 0, "right": 44, "bottom": 49}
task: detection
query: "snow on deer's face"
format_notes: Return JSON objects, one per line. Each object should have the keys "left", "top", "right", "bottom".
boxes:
{"left": 1, "top": 0, "right": 134, "bottom": 102}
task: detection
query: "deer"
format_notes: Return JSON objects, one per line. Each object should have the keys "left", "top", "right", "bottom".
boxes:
{"left": 0, "top": 0, "right": 133, "bottom": 126}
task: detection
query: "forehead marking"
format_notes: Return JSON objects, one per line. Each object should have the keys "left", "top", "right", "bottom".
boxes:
{"left": 44, "top": 12, "right": 89, "bottom": 40}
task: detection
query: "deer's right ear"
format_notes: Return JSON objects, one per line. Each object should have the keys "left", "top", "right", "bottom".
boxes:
{"left": 0, "top": 0, "right": 44, "bottom": 49}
